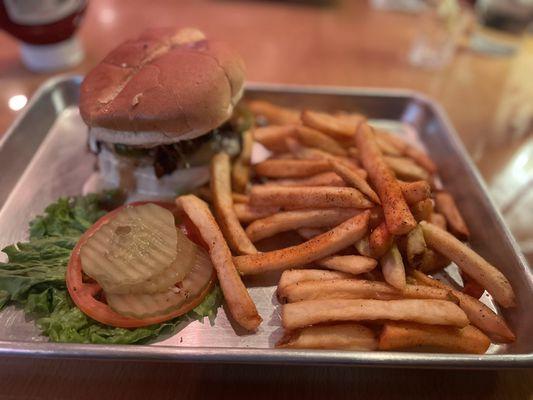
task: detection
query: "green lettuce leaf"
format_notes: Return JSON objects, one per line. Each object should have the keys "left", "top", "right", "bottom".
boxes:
{"left": 0, "top": 191, "right": 222, "bottom": 344}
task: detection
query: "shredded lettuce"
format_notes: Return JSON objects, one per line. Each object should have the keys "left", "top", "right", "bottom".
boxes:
{"left": 0, "top": 191, "right": 222, "bottom": 344}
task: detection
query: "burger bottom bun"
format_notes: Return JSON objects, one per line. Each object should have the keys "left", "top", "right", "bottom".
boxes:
{"left": 83, "top": 146, "right": 209, "bottom": 201}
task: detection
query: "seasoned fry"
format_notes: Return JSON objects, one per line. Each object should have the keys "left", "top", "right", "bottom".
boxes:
{"left": 277, "top": 324, "right": 377, "bottom": 350}
{"left": 428, "top": 212, "right": 447, "bottom": 231}
{"left": 282, "top": 299, "right": 469, "bottom": 330}
{"left": 354, "top": 235, "right": 373, "bottom": 257}
{"left": 418, "top": 248, "right": 450, "bottom": 273}
{"left": 369, "top": 221, "right": 394, "bottom": 258}
{"left": 232, "top": 193, "right": 249, "bottom": 203}
{"left": 235, "top": 211, "right": 370, "bottom": 275}
{"left": 253, "top": 125, "right": 297, "bottom": 152}
{"left": 234, "top": 203, "right": 281, "bottom": 223}
{"left": 384, "top": 156, "right": 430, "bottom": 181}
{"left": 435, "top": 192, "right": 470, "bottom": 240}
{"left": 334, "top": 111, "right": 367, "bottom": 127}
{"left": 301, "top": 110, "right": 361, "bottom": 140}
{"left": 210, "top": 152, "right": 257, "bottom": 255}
{"left": 420, "top": 221, "right": 516, "bottom": 308}
{"left": 176, "top": 195, "right": 261, "bottom": 331}
{"left": 375, "top": 130, "right": 408, "bottom": 153}
{"left": 295, "top": 125, "right": 348, "bottom": 156}
{"left": 250, "top": 186, "right": 374, "bottom": 209}
{"left": 355, "top": 123, "right": 416, "bottom": 235}
{"left": 329, "top": 160, "right": 380, "bottom": 204}
{"left": 381, "top": 244, "right": 406, "bottom": 289}
{"left": 374, "top": 131, "right": 403, "bottom": 156}
{"left": 411, "top": 270, "right": 515, "bottom": 342}
{"left": 398, "top": 180, "right": 431, "bottom": 205}
{"left": 278, "top": 269, "right": 355, "bottom": 293}
{"left": 287, "top": 140, "right": 363, "bottom": 173}
{"left": 316, "top": 255, "right": 377, "bottom": 275}
{"left": 266, "top": 172, "right": 345, "bottom": 188}
{"left": 231, "top": 129, "right": 254, "bottom": 193}
{"left": 406, "top": 225, "right": 426, "bottom": 268}
{"left": 254, "top": 159, "right": 331, "bottom": 178}
{"left": 248, "top": 100, "right": 300, "bottom": 125}
{"left": 379, "top": 322, "right": 490, "bottom": 354}
{"left": 410, "top": 198, "right": 434, "bottom": 222}
{"left": 297, "top": 227, "right": 325, "bottom": 240}
{"left": 281, "top": 279, "right": 457, "bottom": 303}
{"left": 404, "top": 146, "right": 438, "bottom": 174}
{"left": 245, "top": 208, "right": 361, "bottom": 242}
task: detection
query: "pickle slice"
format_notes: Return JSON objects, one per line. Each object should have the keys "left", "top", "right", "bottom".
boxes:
{"left": 80, "top": 203, "right": 179, "bottom": 289}
{"left": 106, "top": 246, "right": 214, "bottom": 319}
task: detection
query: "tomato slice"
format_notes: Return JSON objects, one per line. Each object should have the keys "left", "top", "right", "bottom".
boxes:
{"left": 66, "top": 201, "right": 215, "bottom": 328}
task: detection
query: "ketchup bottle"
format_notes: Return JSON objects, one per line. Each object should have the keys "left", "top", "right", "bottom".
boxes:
{"left": 0, "top": 0, "right": 87, "bottom": 72}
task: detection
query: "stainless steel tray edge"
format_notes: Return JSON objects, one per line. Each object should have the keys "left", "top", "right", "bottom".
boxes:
{"left": 0, "top": 76, "right": 531, "bottom": 368}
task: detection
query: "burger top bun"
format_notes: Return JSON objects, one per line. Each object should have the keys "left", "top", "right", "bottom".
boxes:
{"left": 80, "top": 27, "right": 245, "bottom": 145}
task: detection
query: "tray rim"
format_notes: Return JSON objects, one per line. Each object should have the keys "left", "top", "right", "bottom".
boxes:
{"left": 0, "top": 75, "right": 531, "bottom": 368}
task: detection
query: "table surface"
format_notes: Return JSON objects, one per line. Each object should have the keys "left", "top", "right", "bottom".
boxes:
{"left": 0, "top": 0, "right": 531, "bottom": 398}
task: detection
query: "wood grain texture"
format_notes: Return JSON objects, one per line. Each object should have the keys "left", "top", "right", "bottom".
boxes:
{"left": 0, "top": 358, "right": 531, "bottom": 400}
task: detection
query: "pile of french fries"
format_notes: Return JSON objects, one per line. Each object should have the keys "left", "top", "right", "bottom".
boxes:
{"left": 177, "top": 100, "right": 517, "bottom": 354}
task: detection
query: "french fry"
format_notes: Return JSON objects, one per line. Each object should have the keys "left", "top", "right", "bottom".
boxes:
{"left": 250, "top": 186, "right": 374, "bottom": 209}
{"left": 378, "top": 322, "right": 490, "bottom": 354}
{"left": 232, "top": 193, "right": 249, "bottom": 203}
{"left": 418, "top": 248, "right": 450, "bottom": 273}
{"left": 381, "top": 244, "right": 406, "bottom": 289}
{"left": 375, "top": 131, "right": 403, "bottom": 156}
{"left": 266, "top": 172, "right": 345, "bottom": 188}
{"left": 234, "top": 203, "right": 281, "bottom": 224}
{"left": 384, "top": 156, "right": 430, "bottom": 181}
{"left": 176, "top": 195, "right": 261, "bottom": 331}
{"left": 297, "top": 227, "right": 325, "bottom": 240}
{"left": 277, "top": 323, "right": 377, "bottom": 350}
{"left": 369, "top": 221, "right": 394, "bottom": 258}
{"left": 245, "top": 208, "right": 361, "bottom": 242}
{"left": 295, "top": 125, "right": 348, "bottom": 156}
{"left": 355, "top": 123, "right": 416, "bottom": 235}
{"left": 419, "top": 221, "right": 516, "bottom": 308}
{"left": 334, "top": 111, "right": 367, "bottom": 127}
{"left": 252, "top": 125, "right": 297, "bottom": 152}
{"left": 280, "top": 279, "right": 457, "bottom": 303}
{"left": 282, "top": 298, "right": 469, "bottom": 330}
{"left": 406, "top": 225, "right": 426, "bottom": 268}
{"left": 376, "top": 130, "right": 437, "bottom": 173}
{"left": 434, "top": 192, "right": 470, "bottom": 240}
{"left": 278, "top": 269, "right": 355, "bottom": 294}
{"left": 410, "top": 198, "right": 434, "bottom": 222}
{"left": 254, "top": 159, "right": 331, "bottom": 178}
{"left": 354, "top": 235, "right": 373, "bottom": 257}
{"left": 316, "top": 255, "right": 377, "bottom": 275}
{"left": 248, "top": 100, "right": 300, "bottom": 125}
{"left": 329, "top": 160, "right": 380, "bottom": 204}
{"left": 428, "top": 212, "right": 447, "bottom": 231}
{"left": 231, "top": 129, "right": 254, "bottom": 193}
{"left": 411, "top": 270, "right": 515, "bottom": 342}
{"left": 234, "top": 211, "right": 370, "bottom": 275}
{"left": 210, "top": 152, "right": 257, "bottom": 255}
{"left": 301, "top": 110, "right": 361, "bottom": 140}
{"left": 398, "top": 180, "right": 431, "bottom": 205}
{"left": 287, "top": 140, "right": 363, "bottom": 173}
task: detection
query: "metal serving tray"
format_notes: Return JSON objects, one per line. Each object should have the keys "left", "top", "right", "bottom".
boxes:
{"left": 0, "top": 75, "right": 531, "bottom": 368}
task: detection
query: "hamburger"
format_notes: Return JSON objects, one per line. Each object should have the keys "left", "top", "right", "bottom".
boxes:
{"left": 80, "top": 27, "right": 249, "bottom": 198}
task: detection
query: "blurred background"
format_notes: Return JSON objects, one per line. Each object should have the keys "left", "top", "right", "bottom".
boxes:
{"left": 0, "top": 0, "right": 531, "bottom": 264}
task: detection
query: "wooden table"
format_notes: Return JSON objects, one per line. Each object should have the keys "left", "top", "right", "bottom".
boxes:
{"left": 0, "top": 0, "right": 531, "bottom": 398}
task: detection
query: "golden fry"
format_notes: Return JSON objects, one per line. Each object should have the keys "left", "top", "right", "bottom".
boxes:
{"left": 410, "top": 198, "right": 434, "bottom": 222}
{"left": 245, "top": 208, "right": 361, "bottom": 242}
{"left": 235, "top": 211, "right": 370, "bottom": 275}
{"left": 329, "top": 160, "right": 380, "bottom": 204}
{"left": 355, "top": 123, "right": 416, "bottom": 235}
{"left": 406, "top": 225, "right": 426, "bottom": 268}
{"left": 301, "top": 110, "right": 362, "bottom": 140}
{"left": 254, "top": 159, "right": 331, "bottom": 178}
{"left": 435, "top": 191, "right": 470, "bottom": 240}
{"left": 210, "top": 152, "right": 257, "bottom": 255}
{"left": 384, "top": 156, "right": 430, "bottom": 181}
{"left": 176, "top": 195, "right": 261, "bottom": 331}
{"left": 250, "top": 186, "right": 374, "bottom": 209}
{"left": 295, "top": 125, "right": 348, "bottom": 156}
{"left": 381, "top": 243, "right": 406, "bottom": 289}
{"left": 252, "top": 125, "right": 297, "bottom": 152}
{"left": 379, "top": 322, "right": 490, "bottom": 354}
{"left": 277, "top": 324, "right": 377, "bottom": 350}
{"left": 248, "top": 100, "right": 300, "bottom": 125}
{"left": 420, "top": 221, "right": 516, "bottom": 308}
{"left": 278, "top": 269, "right": 355, "bottom": 294}
{"left": 316, "top": 255, "right": 377, "bottom": 275}
{"left": 282, "top": 298, "right": 469, "bottom": 330}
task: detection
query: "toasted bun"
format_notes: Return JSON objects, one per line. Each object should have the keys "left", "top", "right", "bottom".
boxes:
{"left": 80, "top": 28, "right": 245, "bottom": 145}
